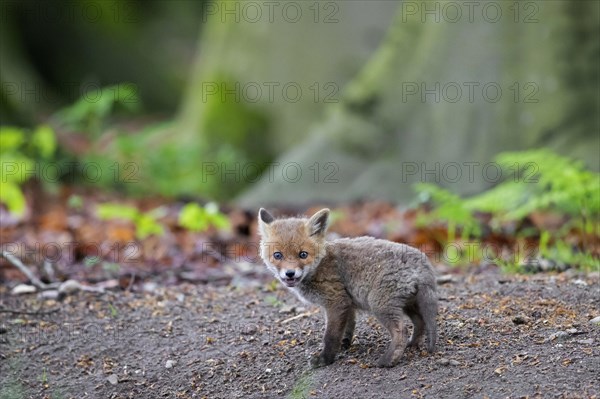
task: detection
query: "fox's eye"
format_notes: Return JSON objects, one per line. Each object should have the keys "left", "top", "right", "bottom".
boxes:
{"left": 299, "top": 251, "right": 308, "bottom": 259}
{"left": 273, "top": 252, "right": 283, "bottom": 260}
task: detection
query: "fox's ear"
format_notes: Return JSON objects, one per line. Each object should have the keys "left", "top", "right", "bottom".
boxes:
{"left": 258, "top": 208, "right": 274, "bottom": 236}
{"left": 259, "top": 208, "right": 274, "bottom": 224}
{"left": 307, "top": 208, "right": 330, "bottom": 237}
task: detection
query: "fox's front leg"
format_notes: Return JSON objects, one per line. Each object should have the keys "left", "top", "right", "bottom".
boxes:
{"left": 341, "top": 309, "right": 356, "bottom": 350}
{"left": 311, "top": 307, "right": 352, "bottom": 368}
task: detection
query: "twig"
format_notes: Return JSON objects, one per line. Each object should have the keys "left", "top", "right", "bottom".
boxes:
{"left": 1, "top": 251, "right": 48, "bottom": 289}
{"left": 0, "top": 307, "right": 60, "bottom": 315}
{"left": 280, "top": 309, "right": 320, "bottom": 324}
{"left": 43, "top": 260, "right": 56, "bottom": 283}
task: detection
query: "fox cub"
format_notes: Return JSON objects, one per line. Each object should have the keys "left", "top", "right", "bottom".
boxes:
{"left": 258, "top": 208, "right": 438, "bottom": 368}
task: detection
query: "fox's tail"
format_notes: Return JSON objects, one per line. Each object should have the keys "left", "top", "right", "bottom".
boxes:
{"left": 417, "top": 283, "right": 438, "bottom": 353}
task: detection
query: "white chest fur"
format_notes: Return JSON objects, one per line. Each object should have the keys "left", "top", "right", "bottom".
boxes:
{"left": 287, "top": 286, "right": 313, "bottom": 305}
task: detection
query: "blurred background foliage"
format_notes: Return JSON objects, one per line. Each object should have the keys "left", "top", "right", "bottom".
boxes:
{"left": 1, "top": 0, "right": 203, "bottom": 123}
{"left": 1, "top": 0, "right": 398, "bottom": 200}
{"left": 1, "top": 0, "right": 598, "bottom": 203}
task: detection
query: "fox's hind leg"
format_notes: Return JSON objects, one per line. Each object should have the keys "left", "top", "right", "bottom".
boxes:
{"left": 374, "top": 313, "right": 407, "bottom": 368}
{"left": 406, "top": 309, "right": 425, "bottom": 349}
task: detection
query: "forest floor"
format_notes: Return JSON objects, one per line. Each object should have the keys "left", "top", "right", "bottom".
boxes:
{"left": 1, "top": 266, "right": 599, "bottom": 399}
{"left": 1, "top": 193, "right": 599, "bottom": 398}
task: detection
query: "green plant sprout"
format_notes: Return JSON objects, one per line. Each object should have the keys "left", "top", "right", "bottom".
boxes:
{"left": 0, "top": 125, "right": 57, "bottom": 215}
{"left": 414, "top": 149, "right": 599, "bottom": 271}
{"left": 108, "top": 303, "right": 119, "bottom": 318}
{"left": 96, "top": 203, "right": 165, "bottom": 239}
{"left": 53, "top": 83, "right": 140, "bottom": 137}
{"left": 414, "top": 182, "right": 481, "bottom": 242}
{"left": 39, "top": 367, "right": 48, "bottom": 384}
{"left": 178, "top": 202, "right": 230, "bottom": 232}
{"left": 67, "top": 194, "right": 84, "bottom": 211}
{"left": 464, "top": 149, "right": 599, "bottom": 228}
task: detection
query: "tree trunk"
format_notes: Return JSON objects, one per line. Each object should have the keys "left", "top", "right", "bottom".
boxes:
{"left": 175, "top": 0, "right": 398, "bottom": 198}
{"left": 237, "top": 1, "right": 599, "bottom": 206}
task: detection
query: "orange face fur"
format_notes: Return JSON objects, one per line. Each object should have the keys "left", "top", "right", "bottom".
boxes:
{"left": 258, "top": 208, "right": 328, "bottom": 288}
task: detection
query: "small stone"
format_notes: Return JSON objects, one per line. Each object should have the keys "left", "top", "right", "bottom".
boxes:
{"left": 437, "top": 358, "right": 450, "bottom": 366}
{"left": 107, "top": 374, "right": 118, "bottom": 385}
{"left": 39, "top": 290, "right": 59, "bottom": 300}
{"left": 142, "top": 282, "right": 158, "bottom": 293}
{"left": 512, "top": 315, "right": 528, "bottom": 325}
{"left": 578, "top": 338, "right": 594, "bottom": 345}
{"left": 176, "top": 293, "right": 185, "bottom": 303}
{"left": 538, "top": 258, "right": 555, "bottom": 272}
{"left": 59, "top": 280, "right": 81, "bottom": 295}
{"left": 572, "top": 279, "right": 587, "bottom": 286}
{"left": 589, "top": 316, "right": 600, "bottom": 325}
{"left": 436, "top": 274, "right": 455, "bottom": 284}
{"left": 555, "top": 262, "right": 569, "bottom": 272}
{"left": 241, "top": 324, "right": 258, "bottom": 335}
{"left": 11, "top": 284, "right": 37, "bottom": 295}
{"left": 279, "top": 305, "right": 296, "bottom": 314}
{"left": 165, "top": 360, "right": 176, "bottom": 369}
{"left": 265, "top": 368, "right": 272, "bottom": 373}
{"left": 549, "top": 331, "right": 569, "bottom": 341}
{"left": 448, "top": 359, "right": 460, "bottom": 366}
{"left": 566, "top": 328, "right": 578, "bottom": 335}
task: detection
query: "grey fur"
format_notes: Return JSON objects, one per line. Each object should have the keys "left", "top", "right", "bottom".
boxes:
{"left": 258, "top": 209, "right": 438, "bottom": 368}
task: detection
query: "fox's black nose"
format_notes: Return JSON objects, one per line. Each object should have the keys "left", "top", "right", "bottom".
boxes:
{"left": 285, "top": 270, "right": 296, "bottom": 278}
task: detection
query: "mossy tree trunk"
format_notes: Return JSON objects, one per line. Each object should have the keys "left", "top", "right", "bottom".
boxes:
{"left": 175, "top": 0, "right": 398, "bottom": 198}
{"left": 237, "top": 1, "right": 599, "bottom": 206}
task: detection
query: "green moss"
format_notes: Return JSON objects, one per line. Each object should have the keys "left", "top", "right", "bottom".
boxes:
{"left": 287, "top": 371, "right": 314, "bottom": 399}
{"left": 198, "top": 73, "right": 273, "bottom": 199}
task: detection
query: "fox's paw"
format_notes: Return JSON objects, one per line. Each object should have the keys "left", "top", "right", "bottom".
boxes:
{"left": 341, "top": 338, "right": 353, "bottom": 350}
{"left": 406, "top": 339, "right": 421, "bottom": 351}
{"left": 407, "top": 329, "right": 426, "bottom": 349}
{"left": 375, "top": 352, "right": 399, "bottom": 368}
{"left": 375, "top": 357, "right": 396, "bottom": 368}
{"left": 310, "top": 352, "right": 334, "bottom": 368}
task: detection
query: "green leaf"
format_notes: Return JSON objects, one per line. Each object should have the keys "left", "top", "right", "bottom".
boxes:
{"left": 135, "top": 213, "right": 164, "bottom": 239}
{"left": 84, "top": 256, "right": 101, "bottom": 267}
{"left": 414, "top": 183, "right": 481, "bottom": 240}
{"left": 466, "top": 149, "right": 600, "bottom": 220}
{"left": 0, "top": 154, "right": 35, "bottom": 184}
{"left": 107, "top": 302, "right": 119, "bottom": 318}
{"left": 0, "top": 181, "right": 26, "bottom": 216}
{"left": 67, "top": 195, "right": 84, "bottom": 210}
{"left": 178, "top": 202, "right": 230, "bottom": 232}
{"left": 96, "top": 203, "right": 139, "bottom": 222}
{"left": 0, "top": 126, "right": 25, "bottom": 152}
{"left": 53, "top": 83, "right": 141, "bottom": 135}
{"left": 96, "top": 203, "right": 165, "bottom": 239}
{"left": 179, "top": 203, "right": 209, "bottom": 232}
{"left": 31, "top": 125, "right": 56, "bottom": 159}
{"left": 111, "top": 83, "right": 140, "bottom": 112}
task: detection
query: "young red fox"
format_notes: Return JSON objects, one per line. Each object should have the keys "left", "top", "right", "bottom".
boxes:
{"left": 258, "top": 208, "right": 438, "bottom": 368}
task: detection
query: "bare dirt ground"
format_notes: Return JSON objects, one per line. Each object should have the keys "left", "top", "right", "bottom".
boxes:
{"left": 1, "top": 268, "right": 599, "bottom": 399}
